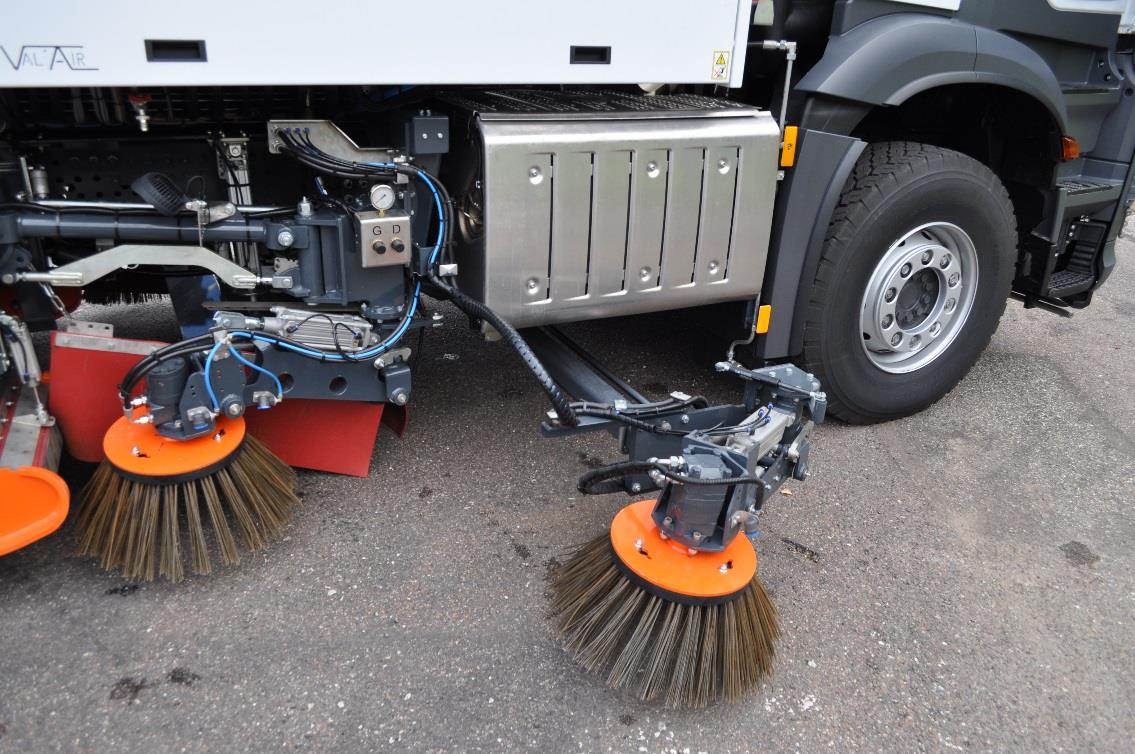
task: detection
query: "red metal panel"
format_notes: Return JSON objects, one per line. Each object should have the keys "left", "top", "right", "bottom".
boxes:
{"left": 243, "top": 399, "right": 382, "bottom": 477}
{"left": 48, "top": 332, "right": 163, "bottom": 463}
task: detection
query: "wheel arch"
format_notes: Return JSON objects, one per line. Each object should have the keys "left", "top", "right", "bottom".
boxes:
{"left": 794, "top": 14, "right": 1071, "bottom": 138}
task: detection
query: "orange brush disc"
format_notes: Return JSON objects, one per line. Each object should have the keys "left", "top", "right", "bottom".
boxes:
{"left": 609, "top": 499, "right": 757, "bottom": 604}
{"left": 0, "top": 466, "right": 70, "bottom": 556}
{"left": 102, "top": 415, "right": 246, "bottom": 482}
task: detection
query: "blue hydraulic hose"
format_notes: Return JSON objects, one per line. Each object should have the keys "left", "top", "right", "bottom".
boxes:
{"left": 203, "top": 340, "right": 223, "bottom": 410}
{"left": 227, "top": 343, "right": 284, "bottom": 403}
{"left": 203, "top": 340, "right": 285, "bottom": 410}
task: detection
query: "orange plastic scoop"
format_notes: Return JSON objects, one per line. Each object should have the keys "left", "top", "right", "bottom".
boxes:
{"left": 0, "top": 466, "right": 70, "bottom": 556}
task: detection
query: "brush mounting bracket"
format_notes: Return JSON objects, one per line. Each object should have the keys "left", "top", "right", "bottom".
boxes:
{"left": 552, "top": 361, "right": 825, "bottom": 553}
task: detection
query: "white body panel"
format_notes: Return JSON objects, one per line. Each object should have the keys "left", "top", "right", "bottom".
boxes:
{"left": 1, "top": 0, "right": 750, "bottom": 88}
{"left": 885, "top": 0, "right": 962, "bottom": 10}
{"left": 1047, "top": 0, "right": 1135, "bottom": 31}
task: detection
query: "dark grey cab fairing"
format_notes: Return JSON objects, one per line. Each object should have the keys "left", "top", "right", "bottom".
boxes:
{"left": 757, "top": 0, "right": 1135, "bottom": 359}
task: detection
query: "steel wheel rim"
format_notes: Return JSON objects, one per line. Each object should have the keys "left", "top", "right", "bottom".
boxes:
{"left": 859, "top": 222, "right": 979, "bottom": 374}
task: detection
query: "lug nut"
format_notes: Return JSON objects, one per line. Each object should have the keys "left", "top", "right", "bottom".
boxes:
{"left": 881, "top": 314, "right": 893, "bottom": 329}
{"left": 921, "top": 250, "right": 933, "bottom": 265}
{"left": 885, "top": 287, "right": 897, "bottom": 302}
{"left": 939, "top": 253, "right": 951, "bottom": 268}
{"left": 890, "top": 332, "right": 903, "bottom": 347}
{"left": 900, "top": 263, "right": 912, "bottom": 277}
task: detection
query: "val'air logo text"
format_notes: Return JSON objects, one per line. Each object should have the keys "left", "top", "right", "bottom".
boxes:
{"left": 1, "top": 45, "right": 97, "bottom": 72}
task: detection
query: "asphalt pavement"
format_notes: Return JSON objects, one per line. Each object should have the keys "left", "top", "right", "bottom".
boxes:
{"left": 1, "top": 233, "right": 1132, "bottom": 753}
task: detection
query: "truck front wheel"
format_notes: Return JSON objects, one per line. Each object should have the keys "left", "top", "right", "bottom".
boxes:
{"left": 801, "top": 142, "right": 1016, "bottom": 423}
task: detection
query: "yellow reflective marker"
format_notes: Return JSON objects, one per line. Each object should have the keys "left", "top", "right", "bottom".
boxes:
{"left": 780, "top": 125, "right": 798, "bottom": 168}
{"left": 755, "top": 304, "right": 772, "bottom": 334}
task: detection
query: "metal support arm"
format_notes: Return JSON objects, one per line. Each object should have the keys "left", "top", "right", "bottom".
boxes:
{"left": 6, "top": 244, "right": 277, "bottom": 289}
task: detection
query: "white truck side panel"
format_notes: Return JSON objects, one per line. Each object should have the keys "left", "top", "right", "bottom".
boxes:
{"left": 1046, "top": 0, "right": 1135, "bottom": 31}
{"left": 1, "top": 0, "right": 750, "bottom": 88}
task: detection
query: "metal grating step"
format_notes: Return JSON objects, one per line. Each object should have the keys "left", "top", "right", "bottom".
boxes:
{"left": 1047, "top": 269, "right": 1094, "bottom": 296}
{"left": 1057, "top": 180, "right": 1116, "bottom": 195}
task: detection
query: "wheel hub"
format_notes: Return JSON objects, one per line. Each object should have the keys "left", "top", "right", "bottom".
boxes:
{"left": 894, "top": 268, "right": 940, "bottom": 329}
{"left": 859, "top": 222, "right": 979, "bottom": 374}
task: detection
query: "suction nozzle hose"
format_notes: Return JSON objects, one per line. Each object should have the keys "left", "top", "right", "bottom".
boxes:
{"left": 427, "top": 272, "right": 578, "bottom": 427}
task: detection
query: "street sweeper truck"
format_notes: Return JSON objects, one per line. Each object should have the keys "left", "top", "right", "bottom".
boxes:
{"left": 3, "top": 0, "right": 1135, "bottom": 707}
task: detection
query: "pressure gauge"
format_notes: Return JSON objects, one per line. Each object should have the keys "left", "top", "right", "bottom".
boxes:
{"left": 369, "top": 183, "right": 397, "bottom": 211}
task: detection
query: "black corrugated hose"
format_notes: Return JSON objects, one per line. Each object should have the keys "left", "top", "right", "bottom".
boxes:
{"left": 427, "top": 272, "right": 579, "bottom": 427}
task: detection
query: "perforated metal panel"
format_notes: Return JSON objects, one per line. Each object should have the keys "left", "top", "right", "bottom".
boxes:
{"left": 452, "top": 95, "right": 781, "bottom": 327}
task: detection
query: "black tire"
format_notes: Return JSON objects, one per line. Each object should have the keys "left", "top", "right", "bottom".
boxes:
{"left": 801, "top": 141, "right": 1016, "bottom": 424}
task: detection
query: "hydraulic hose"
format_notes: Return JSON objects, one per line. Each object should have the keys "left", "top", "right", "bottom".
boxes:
{"left": 578, "top": 459, "right": 765, "bottom": 495}
{"left": 427, "top": 272, "right": 578, "bottom": 427}
{"left": 578, "top": 461, "right": 659, "bottom": 495}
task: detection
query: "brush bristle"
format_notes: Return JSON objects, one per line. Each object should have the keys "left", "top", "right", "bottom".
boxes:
{"left": 551, "top": 534, "right": 779, "bottom": 708}
{"left": 75, "top": 434, "right": 299, "bottom": 582}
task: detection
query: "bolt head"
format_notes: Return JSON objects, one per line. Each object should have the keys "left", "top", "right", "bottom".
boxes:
{"left": 276, "top": 229, "right": 295, "bottom": 248}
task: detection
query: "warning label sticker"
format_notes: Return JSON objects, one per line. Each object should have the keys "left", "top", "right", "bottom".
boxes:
{"left": 711, "top": 50, "right": 730, "bottom": 81}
